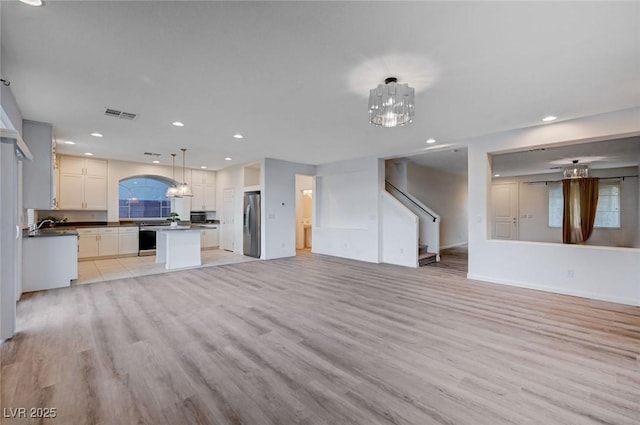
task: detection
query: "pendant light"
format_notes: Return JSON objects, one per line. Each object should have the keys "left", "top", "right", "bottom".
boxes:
{"left": 165, "top": 153, "right": 180, "bottom": 198}
{"left": 178, "top": 148, "right": 193, "bottom": 197}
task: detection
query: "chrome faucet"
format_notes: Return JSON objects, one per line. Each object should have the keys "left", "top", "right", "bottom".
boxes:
{"left": 30, "top": 219, "right": 54, "bottom": 232}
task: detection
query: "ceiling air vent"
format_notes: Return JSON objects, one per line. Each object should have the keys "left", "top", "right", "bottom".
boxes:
{"left": 104, "top": 108, "right": 137, "bottom": 120}
{"left": 144, "top": 152, "right": 162, "bottom": 157}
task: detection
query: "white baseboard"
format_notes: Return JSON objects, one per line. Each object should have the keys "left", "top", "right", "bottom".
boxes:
{"left": 466, "top": 273, "right": 639, "bottom": 306}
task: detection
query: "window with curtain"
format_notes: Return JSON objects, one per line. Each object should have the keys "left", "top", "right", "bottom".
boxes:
{"left": 548, "top": 182, "right": 621, "bottom": 229}
{"left": 119, "top": 176, "right": 172, "bottom": 219}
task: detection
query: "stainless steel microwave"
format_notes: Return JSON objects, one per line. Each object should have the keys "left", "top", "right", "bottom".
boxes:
{"left": 190, "top": 211, "right": 215, "bottom": 223}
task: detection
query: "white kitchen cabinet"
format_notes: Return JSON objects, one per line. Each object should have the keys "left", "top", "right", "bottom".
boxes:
{"left": 23, "top": 235, "right": 78, "bottom": 292}
{"left": 118, "top": 227, "right": 139, "bottom": 255}
{"left": 77, "top": 227, "right": 120, "bottom": 258}
{"left": 78, "top": 231, "right": 99, "bottom": 258}
{"left": 190, "top": 169, "right": 216, "bottom": 211}
{"left": 201, "top": 227, "right": 219, "bottom": 248}
{"left": 58, "top": 155, "right": 107, "bottom": 210}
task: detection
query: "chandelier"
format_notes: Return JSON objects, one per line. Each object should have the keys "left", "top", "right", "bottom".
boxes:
{"left": 563, "top": 160, "right": 589, "bottom": 179}
{"left": 368, "top": 77, "right": 415, "bottom": 127}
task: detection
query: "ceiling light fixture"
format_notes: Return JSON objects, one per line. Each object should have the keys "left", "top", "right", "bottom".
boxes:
{"left": 224, "top": 157, "right": 232, "bottom": 161}
{"left": 563, "top": 160, "right": 589, "bottom": 179}
{"left": 19, "top": 0, "right": 43, "bottom": 6}
{"left": 90, "top": 132, "right": 103, "bottom": 138}
{"left": 84, "top": 152, "right": 94, "bottom": 156}
{"left": 177, "top": 148, "right": 193, "bottom": 197}
{"left": 172, "top": 121, "right": 185, "bottom": 127}
{"left": 542, "top": 115, "right": 557, "bottom": 122}
{"left": 152, "top": 160, "right": 160, "bottom": 164}
{"left": 493, "top": 174, "right": 501, "bottom": 177}
{"left": 426, "top": 138, "right": 436, "bottom": 144}
{"left": 233, "top": 134, "right": 243, "bottom": 139}
{"left": 63, "top": 140, "right": 75, "bottom": 145}
{"left": 200, "top": 166, "right": 207, "bottom": 169}
{"left": 165, "top": 153, "right": 180, "bottom": 198}
{"left": 369, "top": 77, "right": 415, "bottom": 127}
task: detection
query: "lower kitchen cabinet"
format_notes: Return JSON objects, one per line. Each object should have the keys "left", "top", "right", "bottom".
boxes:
{"left": 77, "top": 227, "right": 138, "bottom": 259}
{"left": 23, "top": 235, "right": 78, "bottom": 292}
{"left": 118, "top": 227, "right": 139, "bottom": 255}
{"left": 201, "top": 227, "right": 219, "bottom": 249}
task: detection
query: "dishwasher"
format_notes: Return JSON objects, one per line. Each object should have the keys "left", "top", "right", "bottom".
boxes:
{"left": 138, "top": 228, "right": 156, "bottom": 256}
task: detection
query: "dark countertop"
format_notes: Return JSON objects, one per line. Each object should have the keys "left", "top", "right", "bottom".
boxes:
{"left": 23, "top": 228, "right": 79, "bottom": 238}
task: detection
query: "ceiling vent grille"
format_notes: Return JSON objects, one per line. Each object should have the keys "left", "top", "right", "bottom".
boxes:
{"left": 104, "top": 108, "right": 137, "bottom": 120}
{"left": 144, "top": 152, "right": 162, "bottom": 157}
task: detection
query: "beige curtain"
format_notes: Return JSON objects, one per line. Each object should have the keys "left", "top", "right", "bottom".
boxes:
{"left": 562, "top": 177, "right": 599, "bottom": 244}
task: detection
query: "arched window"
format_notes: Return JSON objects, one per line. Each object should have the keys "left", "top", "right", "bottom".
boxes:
{"left": 119, "top": 176, "right": 173, "bottom": 219}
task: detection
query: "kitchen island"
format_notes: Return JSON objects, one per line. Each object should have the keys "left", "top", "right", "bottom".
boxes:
{"left": 144, "top": 225, "right": 202, "bottom": 270}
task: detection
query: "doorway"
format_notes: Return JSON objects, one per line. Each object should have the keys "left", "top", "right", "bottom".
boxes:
{"left": 295, "top": 175, "right": 313, "bottom": 253}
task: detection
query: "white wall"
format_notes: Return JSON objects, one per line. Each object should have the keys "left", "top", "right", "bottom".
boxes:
{"left": 407, "top": 162, "right": 468, "bottom": 249}
{"left": 499, "top": 167, "right": 639, "bottom": 247}
{"left": 467, "top": 107, "right": 640, "bottom": 306}
{"left": 314, "top": 156, "right": 383, "bottom": 263}
{"left": 381, "top": 192, "right": 418, "bottom": 267}
{"left": 262, "top": 158, "right": 315, "bottom": 260}
{"left": 385, "top": 158, "right": 408, "bottom": 191}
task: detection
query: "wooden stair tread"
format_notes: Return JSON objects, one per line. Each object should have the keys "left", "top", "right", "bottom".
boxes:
{"left": 419, "top": 251, "right": 438, "bottom": 266}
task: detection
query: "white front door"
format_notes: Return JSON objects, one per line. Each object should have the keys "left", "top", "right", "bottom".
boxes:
{"left": 491, "top": 182, "right": 518, "bottom": 240}
{"left": 221, "top": 188, "right": 234, "bottom": 251}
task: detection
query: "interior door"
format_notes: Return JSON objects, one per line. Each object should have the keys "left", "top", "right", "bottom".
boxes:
{"left": 491, "top": 182, "right": 518, "bottom": 240}
{"left": 221, "top": 188, "right": 234, "bottom": 251}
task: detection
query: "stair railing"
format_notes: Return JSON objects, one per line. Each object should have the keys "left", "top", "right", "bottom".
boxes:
{"left": 385, "top": 180, "right": 437, "bottom": 222}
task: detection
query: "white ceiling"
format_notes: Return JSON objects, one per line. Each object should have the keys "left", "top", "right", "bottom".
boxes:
{"left": 2, "top": 1, "right": 639, "bottom": 170}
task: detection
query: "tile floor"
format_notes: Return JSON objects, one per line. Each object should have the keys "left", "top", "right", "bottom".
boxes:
{"left": 75, "top": 248, "right": 258, "bottom": 285}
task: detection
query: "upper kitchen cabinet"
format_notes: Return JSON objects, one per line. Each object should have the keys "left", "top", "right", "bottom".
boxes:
{"left": 22, "top": 120, "right": 55, "bottom": 209}
{"left": 190, "top": 169, "right": 216, "bottom": 211}
{"left": 58, "top": 155, "right": 108, "bottom": 210}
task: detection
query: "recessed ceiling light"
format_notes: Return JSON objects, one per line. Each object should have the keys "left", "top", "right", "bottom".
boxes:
{"left": 426, "top": 138, "right": 436, "bottom": 144}
{"left": 200, "top": 166, "right": 207, "bottom": 169}
{"left": 224, "top": 157, "right": 232, "bottom": 161}
{"left": 63, "top": 140, "right": 75, "bottom": 145}
{"left": 494, "top": 173, "right": 501, "bottom": 177}
{"left": 84, "top": 152, "right": 94, "bottom": 156}
{"left": 90, "top": 132, "right": 103, "bottom": 138}
{"left": 19, "top": 0, "right": 42, "bottom": 6}
{"left": 172, "top": 121, "right": 185, "bottom": 127}
{"left": 542, "top": 115, "right": 557, "bottom": 122}
{"left": 152, "top": 160, "right": 160, "bottom": 164}
{"left": 233, "top": 134, "right": 243, "bottom": 139}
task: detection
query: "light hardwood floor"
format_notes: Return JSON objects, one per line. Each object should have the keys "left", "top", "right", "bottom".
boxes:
{"left": 2, "top": 253, "right": 639, "bottom": 425}
{"left": 76, "top": 249, "right": 257, "bottom": 284}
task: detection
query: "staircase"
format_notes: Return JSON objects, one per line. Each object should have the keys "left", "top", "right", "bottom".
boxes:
{"left": 419, "top": 244, "right": 438, "bottom": 266}
{"left": 384, "top": 179, "right": 441, "bottom": 267}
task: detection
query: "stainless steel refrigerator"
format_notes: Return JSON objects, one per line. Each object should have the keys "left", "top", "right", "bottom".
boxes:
{"left": 243, "top": 191, "right": 261, "bottom": 258}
